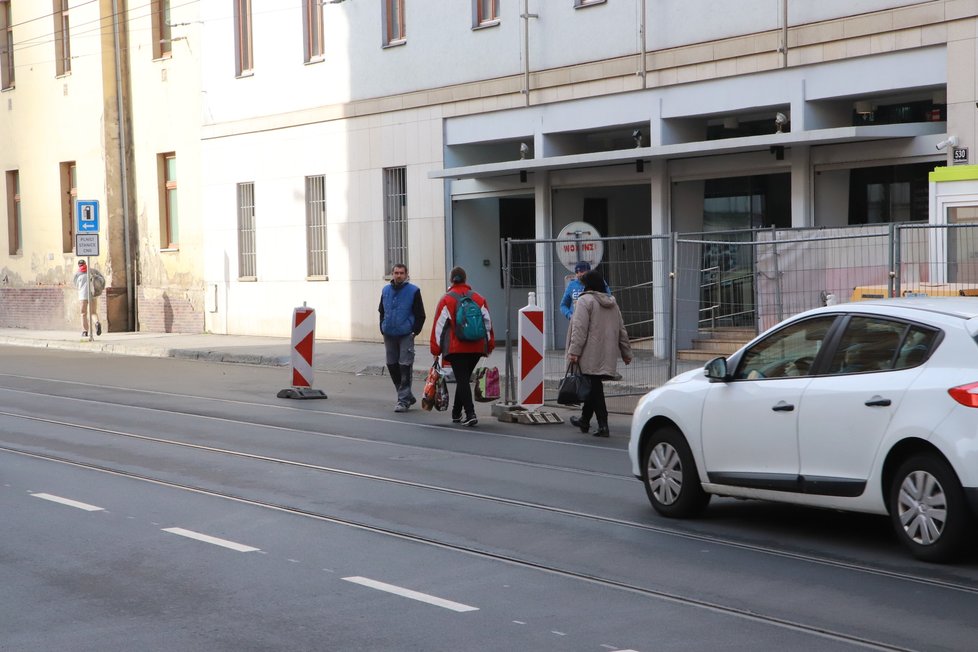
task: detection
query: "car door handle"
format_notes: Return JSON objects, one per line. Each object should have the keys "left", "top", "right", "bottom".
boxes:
{"left": 771, "top": 401, "right": 795, "bottom": 412}
{"left": 865, "top": 397, "right": 892, "bottom": 407}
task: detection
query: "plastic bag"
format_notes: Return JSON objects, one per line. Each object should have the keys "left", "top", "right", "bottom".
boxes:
{"left": 474, "top": 366, "right": 500, "bottom": 402}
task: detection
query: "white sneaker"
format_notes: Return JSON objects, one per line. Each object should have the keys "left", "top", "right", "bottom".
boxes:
{"left": 394, "top": 403, "right": 408, "bottom": 413}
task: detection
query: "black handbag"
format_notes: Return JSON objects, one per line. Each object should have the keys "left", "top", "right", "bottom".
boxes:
{"left": 557, "top": 363, "right": 591, "bottom": 406}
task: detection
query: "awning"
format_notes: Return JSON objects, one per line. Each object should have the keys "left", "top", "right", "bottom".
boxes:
{"left": 428, "top": 122, "right": 945, "bottom": 180}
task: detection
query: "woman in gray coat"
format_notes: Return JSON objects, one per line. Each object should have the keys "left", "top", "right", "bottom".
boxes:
{"left": 566, "top": 271, "right": 632, "bottom": 437}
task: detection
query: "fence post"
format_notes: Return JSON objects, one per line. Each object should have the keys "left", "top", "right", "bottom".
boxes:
{"left": 669, "top": 232, "right": 678, "bottom": 380}
{"left": 889, "top": 222, "right": 899, "bottom": 298}
{"left": 771, "top": 226, "right": 784, "bottom": 323}
{"left": 502, "top": 238, "right": 515, "bottom": 405}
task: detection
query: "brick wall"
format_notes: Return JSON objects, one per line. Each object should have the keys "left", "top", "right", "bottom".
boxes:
{"left": 136, "top": 287, "right": 205, "bottom": 333}
{"left": 0, "top": 287, "right": 81, "bottom": 330}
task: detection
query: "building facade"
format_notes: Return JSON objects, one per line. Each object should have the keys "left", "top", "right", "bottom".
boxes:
{"left": 2, "top": 1, "right": 976, "bottom": 343}
{"left": 0, "top": 0, "right": 202, "bottom": 333}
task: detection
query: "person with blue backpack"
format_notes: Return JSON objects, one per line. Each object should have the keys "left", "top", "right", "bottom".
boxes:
{"left": 379, "top": 263, "right": 427, "bottom": 412}
{"left": 430, "top": 266, "right": 494, "bottom": 426}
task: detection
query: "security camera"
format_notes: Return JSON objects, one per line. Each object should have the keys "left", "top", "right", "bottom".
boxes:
{"left": 936, "top": 136, "right": 959, "bottom": 151}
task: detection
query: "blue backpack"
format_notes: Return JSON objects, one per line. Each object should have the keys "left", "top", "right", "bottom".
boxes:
{"left": 452, "top": 291, "right": 487, "bottom": 341}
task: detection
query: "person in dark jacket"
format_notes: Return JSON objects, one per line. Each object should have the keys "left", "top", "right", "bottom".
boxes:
{"left": 379, "top": 263, "right": 426, "bottom": 412}
{"left": 430, "top": 266, "right": 494, "bottom": 426}
{"left": 566, "top": 271, "right": 632, "bottom": 437}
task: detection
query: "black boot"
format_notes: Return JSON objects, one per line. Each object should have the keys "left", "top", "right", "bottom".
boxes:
{"left": 569, "top": 416, "right": 590, "bottom": 433}
{"left": 386, "top": 363, "right": 402, "bottom": 389}
{"left": 592, "top": 421, "right": 610, "bottom": 438}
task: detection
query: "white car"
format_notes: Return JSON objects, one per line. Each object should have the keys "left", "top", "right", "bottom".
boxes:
{"left": 629, "top": 297, "right": 978, "bottom": 562}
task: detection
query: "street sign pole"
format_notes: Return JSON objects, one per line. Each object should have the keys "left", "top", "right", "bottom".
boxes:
{"left": 74, "top": 200, "right": 100, "bottom": 342}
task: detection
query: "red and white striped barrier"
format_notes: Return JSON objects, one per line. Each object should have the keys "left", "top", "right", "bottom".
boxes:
{"left": 518, "top": 293, "right": 544, "bottom": 410}
{"left": 291, "top": 306, "right": 315, "bottom": 387}
{"left": 278, "top": 304, "right": 327, "bottom": 399}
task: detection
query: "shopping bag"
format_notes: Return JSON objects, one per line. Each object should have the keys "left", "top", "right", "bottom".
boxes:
{"left": 434, "top": 373, "right": 450, "bottom": 411}
{"left": 557, "top": 363, "right": 590, "bottom": 406}
{"left": 421, "top": 362, "right": 441, "bottom": 411}
{"left": 474, "top": 365, "right": 500, "bottom": 402}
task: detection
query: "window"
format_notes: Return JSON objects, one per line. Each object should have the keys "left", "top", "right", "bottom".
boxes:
{"left": 237, "top": 182, "right": 256, "bottom": 278}
{"left": 302, "top": 0, "right": 323, "bottom": 63}
{"left": 828, "top": 317, "right": 907, "bottom": 374}
{"left": 1, "top": 1, "right": 14, "bottom": 89}
{"left": 152, "top": 0, "right": 171, "bottom": 59}
{"left": 383, "top": 0, "right": 405, "bottom": 45}
{"left": 735, "top": 316, "right": 836, "bottom": 380}
{"left": 53, "top": 0, "right": 70, "bottom": 75}
{"left": 60, "top": 161, "right": 76, "bottom": 253}
{"left": 159, "top": 153, "right": 178, "bottom": 249}
{"left": 383, "top": 167, "right": 407, "bottom": 273}
{"left": 233, "top": 0, "right": 253, "bottom": 76}
{"left": 473, "top": 0, "right": 498, "bottom": 26}
{"left": 305, "top": 175, "right": 328, "bottom": 278}
{"left": 6, "top": 170, "right": 20, "bottom": 255}
{"left": 848, "top": 163, "right": 931, "bottom": 224}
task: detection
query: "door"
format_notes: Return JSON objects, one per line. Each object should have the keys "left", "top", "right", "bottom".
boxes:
{"left": 700, "top": 315, "right": 837, "bottom": 488}
{"left": 798, "top": 317, "right": 936, "bottom": 490}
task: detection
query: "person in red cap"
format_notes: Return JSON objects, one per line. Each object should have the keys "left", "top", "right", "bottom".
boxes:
{"left": 73, "top": 260, "right": 102, "bottom": 337}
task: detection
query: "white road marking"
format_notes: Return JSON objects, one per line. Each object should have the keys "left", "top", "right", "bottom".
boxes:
{"left": 512, "top": 621, "right": 526, "bottom": 625}
{"left": 162, "top": 527, "right": 260, "bottom": 552}
{"left": 342, "top": 576, "right": 478, "bottom": 613}
{"left": 31, "top": 492, "right": 103, "bottom": 511}
{"left": 551, "top": 631, "right": 566, "bottom": 636}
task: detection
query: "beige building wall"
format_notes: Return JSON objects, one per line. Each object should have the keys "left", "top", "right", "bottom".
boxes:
{"left": 0, "top": 0, "right": 205, "bottom": 333}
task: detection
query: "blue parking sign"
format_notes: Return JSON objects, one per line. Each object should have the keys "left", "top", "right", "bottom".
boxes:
{"left": 76, "top": 200, "right": 99, "bottom": 233}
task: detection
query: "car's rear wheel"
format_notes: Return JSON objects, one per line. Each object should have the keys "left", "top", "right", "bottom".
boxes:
{"left": 642, "top": 426, "right": 709, "bottom": 518}
{"left": 888, "top": 454, "right": 974, "bottom": 563}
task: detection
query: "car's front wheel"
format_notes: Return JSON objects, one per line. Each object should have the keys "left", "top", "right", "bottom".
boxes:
{"left": 888, "top": 453, "right": 974, "bottom": 563}
{"left": 642, "top": 426, "right": 709, "bottom": 518}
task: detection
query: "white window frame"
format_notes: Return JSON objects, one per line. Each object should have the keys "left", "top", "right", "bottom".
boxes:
{"left": 305, "top": 174, "right": 328, "bottom": 278}
{"left": 237, "top": 182, "right": 257, "bottom": 279}
{"left": 383, "top": 167, "right": 408, "bottom": 274}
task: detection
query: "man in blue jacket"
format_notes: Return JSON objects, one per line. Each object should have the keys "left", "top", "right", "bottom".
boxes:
{"left": 379, "top": 263, "right": 426, "bottom": 412}
{"left": 560, "top": 261, "right": 609, "bottom": 319}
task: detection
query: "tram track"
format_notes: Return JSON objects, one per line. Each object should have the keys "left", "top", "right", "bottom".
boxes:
{"left": 0, "top": 442, "right": 931, "bottom": 652}
{"left": 0, "top": 402, "right": 975, "bottom": 599}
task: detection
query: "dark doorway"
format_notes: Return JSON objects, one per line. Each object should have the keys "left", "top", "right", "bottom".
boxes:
{"left": 499, "top": 197, "right": 535, "bottom": 289}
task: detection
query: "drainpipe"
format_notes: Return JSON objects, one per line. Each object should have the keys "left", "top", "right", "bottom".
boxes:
{"left": 111, "top": 0, "right": 135, "bottom": 331}
{"left": 780, "top": 0, "right": 788, "bottom": 68}
{"left": 638, "top": 0, "right": 647, "bottom": 87}
{"left": 521, "top": 0, "right": 537, "bottom": 106}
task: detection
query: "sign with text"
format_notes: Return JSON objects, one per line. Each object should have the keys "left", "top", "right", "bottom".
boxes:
{"left": 953, "top": 147, "right": 969, "bottom": 165}
{"left": 75, "top": 233, "right": 99, "bottom": 257}
{"left": 76, "top": 200, "right": 100, "bottom": 233}
{"left": 555, "top": 221, "right": 604, "bottom": 272}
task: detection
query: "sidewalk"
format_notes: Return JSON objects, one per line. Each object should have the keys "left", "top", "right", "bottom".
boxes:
{"left": 0, "top": 327, "right": 510, "bottom": 376}
{"left": 0, "top": 327, "right": 646, "bottom": 424}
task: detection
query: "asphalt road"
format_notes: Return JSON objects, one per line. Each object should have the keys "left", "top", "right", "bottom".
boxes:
{"left": 1, "top": 345, "right": 977, "bottom": 652}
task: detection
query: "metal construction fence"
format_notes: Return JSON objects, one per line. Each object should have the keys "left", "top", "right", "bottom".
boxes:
{"left": 502, "top": 222, "right": 978, "bottom": 414}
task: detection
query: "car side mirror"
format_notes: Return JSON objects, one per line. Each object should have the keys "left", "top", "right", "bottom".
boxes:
{"left": 704, "top": 356, "right": 730, "bottom": 382}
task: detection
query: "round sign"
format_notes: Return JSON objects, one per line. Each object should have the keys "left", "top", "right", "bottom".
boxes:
{"left": 556, "top": 221, "right": 604, "bottom": 272}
